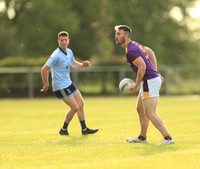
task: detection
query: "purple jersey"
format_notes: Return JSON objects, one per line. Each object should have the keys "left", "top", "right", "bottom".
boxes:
{"left": 126, "top": 41, "right": 159, "bottom": 81}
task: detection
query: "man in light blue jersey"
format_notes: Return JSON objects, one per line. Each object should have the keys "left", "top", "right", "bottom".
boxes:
{"left": 115, "top": 25, "right": 174, "bottom": 145}
{"left": 41, "top": 31, "right": 98, "bottom": 135}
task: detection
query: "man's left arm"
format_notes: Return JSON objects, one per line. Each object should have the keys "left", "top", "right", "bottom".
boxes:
{"left": 144, "top": 46, "right": 157, "bottom": 71}
{"left": 144, "top": 46, "right": 164, "bottom": 82}
{"left": 71, "top": 61, "right": 91, "bottom": 68}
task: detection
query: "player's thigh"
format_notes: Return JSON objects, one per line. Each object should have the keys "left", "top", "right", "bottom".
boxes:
{"left": 142, "top": 97, "right": 159, "bottom": 115}
{"left": 73, "top": 90, "right": 84, "bottom": 108}
{"left": 63, "top": 96, "right": 79, "bottom": 110}
{"left": 136, "top": 93, "right": 145, "bottom": 114}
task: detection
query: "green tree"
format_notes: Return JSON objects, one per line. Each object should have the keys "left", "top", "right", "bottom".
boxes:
{"left": 2, "top": 0, "right": 80, "bottom": 57}
{"left": 109, "top": 0, "right": 200, "bottom": 65}
{"left": 69, "top": 0, "right": 100, "bottom": 60}
{"left": 0, "top": 0, "right": 199, "bottom": 65}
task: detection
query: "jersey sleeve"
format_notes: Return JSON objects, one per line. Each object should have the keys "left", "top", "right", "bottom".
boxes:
{"left": 67, "top": 48, "right": 76, "bottom": 64}
{"left": 45, "top": 53, "right": 58, "bottom": 68}
{"left": 127, "top": 49, "right": 142, "bottom": 64}
{"left": 67, "top": 49, "right": 76, "bottom": 64}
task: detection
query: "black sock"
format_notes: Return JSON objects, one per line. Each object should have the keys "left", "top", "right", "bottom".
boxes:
{"left": 62, "top": 122, "right": 68, "bottom": 130}
{"left": 80, "top": 120, "right": 87, "bottom": 130}
{"left": 164, "top": 135, "right": 172, "bottom": 140}
{"left": 138, "top": 135, "right": 146, "bottom": 141}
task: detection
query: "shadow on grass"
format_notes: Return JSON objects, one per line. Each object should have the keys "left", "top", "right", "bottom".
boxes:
{"left": 1, "top": 134, "right": 197, "bottom": 158}
{"left": 54, "top": 136, "right": 178, "bottom": 154}
{"left": 55, "top": 135, "right": 89, "bottom": 146}
{"left": 129, "top": 143, "right": 178, "bottom": 156}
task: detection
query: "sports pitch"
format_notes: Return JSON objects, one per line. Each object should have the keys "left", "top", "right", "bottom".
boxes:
{"left": 0, "top": 96, "right": 200, "bottom": 169}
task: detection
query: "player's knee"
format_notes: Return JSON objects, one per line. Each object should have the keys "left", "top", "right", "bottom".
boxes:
{"left": 78, "top": 101, "right": 85, "bottom": 110}
{"left": 71, "top": 104, "right": 79, "bottom": 112}
{"left": 79, "top": 100, "right": 84, "bottom": 109}
{"left": 136, "top": 106, "right": 144, "bottom": 115}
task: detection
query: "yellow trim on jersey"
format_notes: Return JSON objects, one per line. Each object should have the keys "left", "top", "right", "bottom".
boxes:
{"left": 143, "top": 92, "right": 150, "bottom": 99}
{"left": 125, "top": 48, "right": 128, "bottom": 55}
{"left": 138, "top": 44, "right": 146, "bottom": 53}
{"left": 132, "top": 56, "right": 142, "bottom": 64}
{"left": 125, "top": 40, "right": 132, "bottom": 55}
{"left": 138, "top": 44, "right": 149, "bottom": 59}
{"left": 127, "top": 40, "right": 131, "bottom": 45}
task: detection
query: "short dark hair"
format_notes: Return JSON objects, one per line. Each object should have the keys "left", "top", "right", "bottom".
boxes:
{"left": 58, "top": 31, "right": 69, "bottom": 39}
{"left": 114, "top": 25, "right": 132, "bottom": 38}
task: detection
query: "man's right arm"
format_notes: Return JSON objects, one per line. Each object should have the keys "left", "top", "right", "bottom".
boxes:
{"left": 41, "top": 65, "right": 50, "bottom": 92}
{"left": 127, "top": 57, "right": 146, "bottom": 95}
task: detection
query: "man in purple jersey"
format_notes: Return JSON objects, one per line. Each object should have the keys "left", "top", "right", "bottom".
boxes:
{"left": 115, "top": 25, "right": 174, "bottom": 145}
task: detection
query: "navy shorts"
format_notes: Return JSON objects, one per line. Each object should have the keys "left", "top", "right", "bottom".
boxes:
{"left": 54, "top": 83, "right": 78, "bottom": 100}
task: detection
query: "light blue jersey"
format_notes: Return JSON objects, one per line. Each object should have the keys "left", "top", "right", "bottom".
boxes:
{"left": 45, "top": 47, "right": 76, "bottom": 91}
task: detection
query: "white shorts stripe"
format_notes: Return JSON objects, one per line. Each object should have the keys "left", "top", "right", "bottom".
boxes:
{"left": 60, "top": 89, "right": 68, "bottom": 99}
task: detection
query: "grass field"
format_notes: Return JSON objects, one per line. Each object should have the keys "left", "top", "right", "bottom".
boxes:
{"left": 0, "top": 96, "right": 200, "bottom": 169}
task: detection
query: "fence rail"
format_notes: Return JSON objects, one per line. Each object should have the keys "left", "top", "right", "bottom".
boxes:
{"left": 0, "top": 65, "right": 200, "bottom": 98}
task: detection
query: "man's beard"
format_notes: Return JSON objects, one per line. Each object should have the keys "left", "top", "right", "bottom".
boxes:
{"left": 116, "top": 36, "right": 125, "bottom": 45}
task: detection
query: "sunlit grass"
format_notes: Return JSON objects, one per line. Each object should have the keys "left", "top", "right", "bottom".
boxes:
{"left": 0, "top": 96, "right": 200, "bottom": 169}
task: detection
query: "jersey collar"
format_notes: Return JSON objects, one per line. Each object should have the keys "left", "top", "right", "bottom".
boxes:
{"left": 59, "top": 47, "right": 67, "bottom": 55}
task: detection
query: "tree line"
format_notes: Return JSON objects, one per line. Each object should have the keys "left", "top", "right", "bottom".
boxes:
{"left": 0, "top": 0, "right": 199, "bottom": 66}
